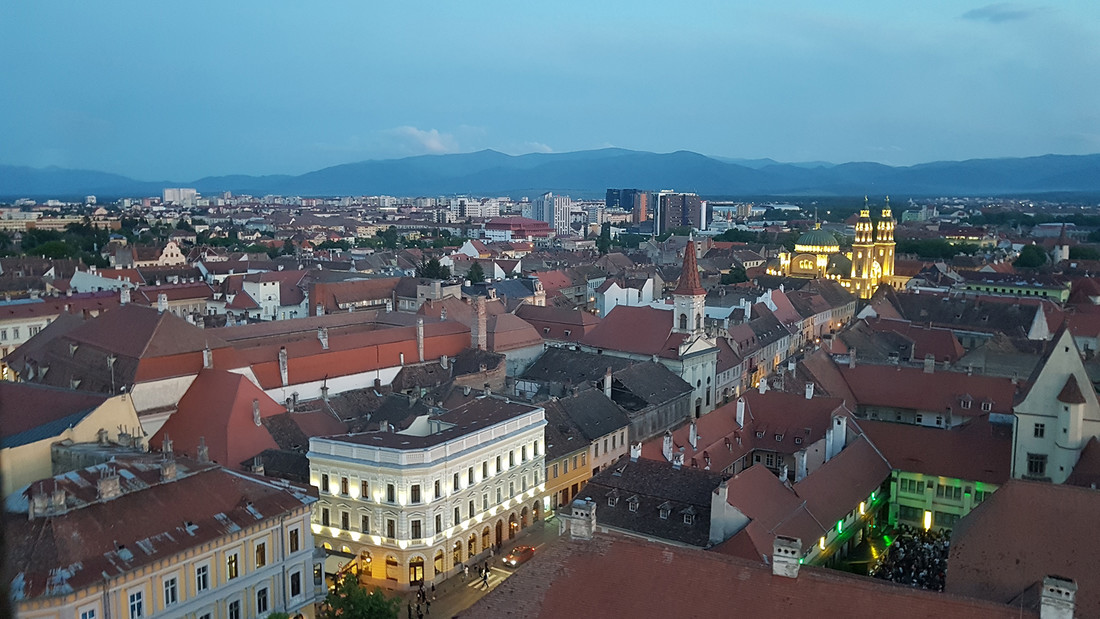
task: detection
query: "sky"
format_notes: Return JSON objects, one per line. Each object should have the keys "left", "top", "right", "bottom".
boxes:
{"left": 3, "top": 1, "right": 1099, "bottom": 180}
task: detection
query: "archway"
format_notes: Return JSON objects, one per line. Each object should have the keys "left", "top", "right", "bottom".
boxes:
{"left": 433, "top": 550, "right": 444, "bottom": 577}
{"left": 409, "top": 556, "right": 424, "bottom": 586}
{"left": 482, "top": 526, "right": 491, "bottom": 551}
{"left": 359, "top": 550, "right": 373, "bottom": 579}
{"left": 385, "top": 555, "right": 399, "bottom": 581}
{"left": 508, "top": 513, "right": 518, "bottom": 540}
{"left": 468, "top": 533, "right": 477, "bottom": 558}
{"left": 521, "top": 506, "right": 529, "bottom": 529}
{"left": 495, "top": 520, "right": 504, "bottom": 546}
{"left": 532, "top": 500, "right": 541, "bottom": 522}
{"left": 452, "top": 540, "right": 463, "bottom": 568}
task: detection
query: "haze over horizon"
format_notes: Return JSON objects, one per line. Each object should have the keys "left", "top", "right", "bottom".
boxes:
{"left": 3, "top": 1, "right": 1099, "bottom": 181}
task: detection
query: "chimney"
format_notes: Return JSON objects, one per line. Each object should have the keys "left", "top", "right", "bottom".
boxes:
{"left": 772, "top": 536, "right": 802, "bottom": 578}
{"left": 794, "top": 449, "right": 808, "bottom": 482}
{"left": 160, "top": 459, "right": 177, "bottom": 482}
{"left": 321, "top": 384, "right": 330, "bottom": 403}
{"left": 805, "top": 382, "right": 815, "bottom": 400}
{"left": 1040, "top": 576, "right": 1077, "bottom": 619}
{"left": 662, "top": 431, "right": 674, "bottom": 462}
{"left": 630, "top": 442, "right": 641, "bottom": 462}
{"left": 97, "top": 470, "right": 121, "bottom": 501}
{"left": 440, "top": 354, "right": 449, "bottom": 370}
{"left": 849, "top": 348, "right": 857, "bottom": 368}
{"left": 197, "top": 437, "right": 210, "bottom": 463}
{"left": 923, "top": 353, "right": 935, "bottom": 374}
{"left": 672, "top": 453, "right": 685, "bottom": 469}
{"left": 278, "top": 346, "right": 288, "bottom": 387}
{"left": 736, "top": 397, "right": 745, "bottom": 428}
{"left": 689, "top": 421, "right": 698, "bottom": 450}
{"left": 787, "top": 358, "right": 796, "bottom": 372}
{"left": 157, "top": 293, "right": 168, "bottom": 314}
{"left": 318, "top": 327, "right": 329, "bottom": 350}
{"left": 758, "top": 380, "right": 767, "bottom": 395}
{"left": 316, "top": 303, "right": 324, "bottom": 317}
{"left": 825, "top": 425, "right": 836, "bottom": 462}
{"left": 202, "top": 347, "right": 213, "bottom": 369}
{"left": 483, "top": 385, "right": 491, "bottom": 397}
{"left": 833, "top": 415, "right": 848, "bottom": 454}
{"left": 120, "top": 287, "right": 130, "bottom": 305}
{"left": 250, "top": 456, "right": 265, "bottom": 476}
{"left": 779, "top": 462, "right": 789, "bottom": 482}
{"left": 413, "top": 317, "right": 424, "bottom": 363}
{"left": 252, "top": 399, "right": 261, "bottom": 426}
{"left": 400, "top": 352, "right": 405, "bottom": 366}
{"left": 603, "top": 367, "right": 612, "bottom": 399}
{"left": 472, "top": 296, "right": 488, "bottom": 351}
{"left": 163, "top": 435, "right": 173, "bottom": 455}
{"left": 563, "top": 498, "right": 597, "bottom": 540}
{"left": 97, "top": 428, "right": 109, "bottom": 445}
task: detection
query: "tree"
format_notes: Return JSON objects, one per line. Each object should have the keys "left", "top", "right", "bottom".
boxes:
{"left": 1014, "top": 244, "right": 1048, "bottom": 268}
{"left": 319, "top": 575, "right": 400, "bottom": 619}
{"left": 416, "top": 257, "right": 451, "bottom": 280}
{"left": 597, "top": 222, "right": 612, "bottom": 255}
{"left": 468, "top": 261, "right": 486, "bottom": 283}
{"left": 1070, "top": 246, "right": 1100, "bottom": 261}
{"left": 721, "top": 268, "right": 748, "bottom": 285}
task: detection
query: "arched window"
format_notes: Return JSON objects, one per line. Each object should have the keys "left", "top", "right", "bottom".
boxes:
{"left": 679, "top": 314, "right": 687, "bottom": 330}
{"left": 695, "top": 314, "right": 702, "bottom": 330}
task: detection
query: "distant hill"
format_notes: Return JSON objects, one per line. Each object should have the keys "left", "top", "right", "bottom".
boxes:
{"left": 3, "top": 150, "right": 1100, "bottom": 199}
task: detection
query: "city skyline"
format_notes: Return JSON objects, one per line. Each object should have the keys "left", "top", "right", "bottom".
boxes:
{"left": 3, "top": 2, "right": 1099, "bottom": 180}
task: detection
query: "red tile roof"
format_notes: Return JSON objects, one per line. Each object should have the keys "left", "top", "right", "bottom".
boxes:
{"left": 514, "top": 304, "right": 600, "bottom": 342}
{"left": 465, "top": 531, "right": 1033, "bottom": 618}
{"left": 867, "top": 317, "right": 966, "bottom": 363}
{"left": 151, "top": 369, "right": 282, "bottom": 466}
{"left": 6, "top": 459, "right": 315, "bottom": 602}
{"left": 581, "top": 305, "right": 686, "bottom": 359}
{"left": 837, "top": 364, "right": 1018, "bottom": 418}
{"left": 0, "top": 382, "right": 108, "bottom": 444}
{"left": 858, "top": 417, "right": 1012, "bottom": 484}
{"left": 948, "top": 480, "right": 1100, "bottom": 617}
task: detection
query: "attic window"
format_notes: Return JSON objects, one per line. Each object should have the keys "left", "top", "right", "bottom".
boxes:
{"left": 608, "top": 496, "right": 618, "bottom": 507}
{"left": 659, "top": 507, "right": 670, "bottom": 520}
{"left": 564, "top": 330, "right": 571, "bottom": 337}
{"left": 627, "top": 496, "right": 639, "bottom": 512}
{"left": 543, "top": 328, "right": 550, "bottom": 334}
{"left": 684, "top": 513, "right": 694, "bottom": 525}
{"left": 775, "top": 434, "right": 783, "bottom": 442}
{"left": 981, "top": 401, "right": 992, "bottom": 412}
{"left": 755, "top": 431, "right": 764, "bottom": 439}
{"left": 960, "top": 399, "right": 972, "bottom": 410}
{"left": 794, "top": 437, "right": 803, "bottom": 445}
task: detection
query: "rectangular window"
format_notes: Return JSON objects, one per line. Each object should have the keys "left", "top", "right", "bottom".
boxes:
{"left": 468, "top": 466, "right": 475, "bottom": 485}
{"left": 553, "top": 463, "right": 559, "bottom": 478}
{"left": 228, "top": 600, "right": 240, "bottom": 619}
{"left": 386, "top": 519, "right": 396, "bottom": 538}
{"left": 454, "top": 506, "right": 460, "bottom": 523}
{"left": 81, "top": 612, "right": 96, "bottom": 619}
{"left": 361, "top": 480, "right": 370, "bottom": 499}
{"left": 534, "top": 440, "right": 540, "bottom": 456}
{"left": 483, "top": 461, "right": 489, "bottom": 478}
{"left": 522, "top": 446, "right": 528, "bottom": 461}
{"left": 509, "top": 451, "right": 515, "bottom": 466}
{"left": 362, "top": 515, "right": 370, "bottom": 532}
{"left": 469, "top": 499, "right": 475, "bottom": 517}
{"left": 321, "top": 508, "right": 330, "bottom": 526}
{"left": 411, "top": 484, "right": 421, "bottom": 504}
{"left": 452, "top": 473, "right": 459, "bottom": 492}
{"left": 163, "top": 577, "right": 178, "bottom": 606}
{"left": 226, "top": 553, "right": 239, "bottom": 580}
{"left": 437, "top": 514, "right": 443, "bottom": 532}
{"left": 595, "top": 443, "right": 600, "bottom": 457}
{"left": 257, "top": 588, "right": 269, "bottom": 614}
{"left": 604, "top": 438, "right": 608, "bottom": 454}
{"left": 483, "top": 494, "right": 489, "bottom": 510}
{"left": 1034, "top": 423, "right": 1046, "bottom": 438}
{"left": 581, "top": 453, "right": 587, "bottom": 466}
{"left": 291, "top": 572, "right": 302, "bottom": 597}
{"left": 411, "top": 519, "right": 422, "bottom": 538}
{"left": 341, "top": 511, "right": 350, "bottom": 530}
{"left": 898, "top": 504, "right": 923, "bottom": 522}
{"left": 572, "top": 455, "right": 579, "bottom": 470}
{"left": 387, "top": 483, "right": 395, "bottom": 503}
{"left": 340, "top": 477, "right": 349, "bottom": 495}
{"left": 496, "top": 487, "right": 503, "bottom": 503}
{"left": 255, "top": 542, "right": 266, "bottom": 568}
{"left": 612, "top": 435, "right": 617, "bottom": 449}
{"left": 321, "top": 474, "right": 330, "bottom": 493}
{"left": 289, "top": 528, "right": 300, "bottom": 553}
{"left": 563, "top": 459, "right": 569, "bottom": 474}
{"left": 196, "top": 565, "right": 210, "bottom": 592}
{"left": 128, "top": 591, "right": 143, "bottom": 619}
{"left": 496, "top": 456, "right": 502, "bottom": 473}
{"left": 1027, "top": 453, "right": 1048, "bottom": 478}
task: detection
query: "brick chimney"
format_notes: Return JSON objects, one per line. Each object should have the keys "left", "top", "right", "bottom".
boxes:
{"left": 97, "top": 469, "right": 121, "bottom": 500}
{"left": 672, "top": 453, "right": 685, "bottom": 469}
{"left": 440, "top": 354, "right": 449, "bottom": 370}
{"left": 202, "top": 347, "right": 213, "bottom": 369}
{"left": 772, "top": 536, "right": 802, "bottom": 578}
{"left": 120, "top": 287, "right": 130, "bottom": 305}
{"left": 758, "top": 380, "right": 767, "bottom": 395}
{"left": 252, "top": 398, "right": 261, "bottom": 426}
{"left": 849, "top": 348, "right": 857, "bottom": 368}
{"left": 924, "top": 353, "right": 935, "bottom": 374}
{"left": 472, "top": 296, "right": 488, "bottom": 351}
{"left": 160, "top": 458, "right": 177, "bottom": 482}
{"left": 317, "top": 327, "right": 329, "bottom": 350}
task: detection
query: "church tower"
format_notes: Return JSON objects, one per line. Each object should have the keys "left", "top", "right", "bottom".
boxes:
{"left": 850, "top": 197, "right": 877, "bottom": 299}
{"left": 875, "top": 196, "right": 896, "bottom": 281}
{"left": 672, "top": 237, "right": 706, "bottom": 335}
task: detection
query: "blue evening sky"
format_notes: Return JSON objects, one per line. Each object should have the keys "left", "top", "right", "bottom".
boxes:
{"left": 2, "top": 1, "right": 1098, "bottom": 180}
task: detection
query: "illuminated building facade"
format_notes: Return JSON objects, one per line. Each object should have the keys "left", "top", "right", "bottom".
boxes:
{"left": 307, "top": 396, "right": 547, "bottom": 589}
{"left": 770, "top": 198, "right": 896, "bottom": 299}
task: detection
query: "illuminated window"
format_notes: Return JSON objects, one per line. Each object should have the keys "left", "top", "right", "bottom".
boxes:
{"left": 289, "top": 528, "right": 300, "bottom": 553}
{"left": 255, "top": 542, "right": 266, "bottom": 568}
{"left": 226, "top": 553, "right": 239, "bottom": 580}
{"left": 361, "top": 480, "right": 369, "bottom": 499}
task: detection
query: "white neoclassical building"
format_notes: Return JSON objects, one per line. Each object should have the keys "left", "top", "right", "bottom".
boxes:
{"left": 308, "top": 395, "right": 547, "bottom": 589}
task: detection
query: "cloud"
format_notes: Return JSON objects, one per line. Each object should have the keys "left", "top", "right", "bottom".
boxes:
{"left": 522, "top": 141, "right": 553, "bottom": 153}
{"left": 384, "top": 126, "right": 459, "bottom": 154}
{"left": 961, "top": 3, "right": 1036, "bottom": 23}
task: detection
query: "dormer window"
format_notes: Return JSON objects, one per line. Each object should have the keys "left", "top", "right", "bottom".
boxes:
{"left": 981, "top": 401, "right": 992, "bottom": 412}
{"left": 794, "top": 437, "right": 803, "bottom": 445}
{"left": 660, "top": 508, "right": 670, "bottom": 519}
{"left": 684, "top": 513, "right": 694, "bottom": 525}
{"left": 658, "top": 501, "right": 671, "bottom": 519}
{"left": 960, "top": 398, "right": 972, "bottom": 410}
{"left": 608, "top": 496, "right": 618, "bottom": 507}
{"left": 627, "top": 496, "right": 639, "bottom": 512}
{"left": 775, "top": 434, "right": 783, "bottom": 442}
{"left": 755, "top": 431, "right": 764, "bottom": 439}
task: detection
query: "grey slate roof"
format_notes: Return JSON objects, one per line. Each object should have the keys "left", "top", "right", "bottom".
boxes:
{"left": 548, "top": 389, "right": 630, "bottom": 443}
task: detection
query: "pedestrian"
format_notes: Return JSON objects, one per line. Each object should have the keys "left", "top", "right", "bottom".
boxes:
{"left": 426, "top": 599, "right": 431, "bottom": 615}
{"left": 431, "top": 582, "right": 436, "bottom": 595}
{"left": 463, "top": 563, "right": 469, "bottom": 580}
{"left": 408, "top": 602, "right": 413, "bottom": 619}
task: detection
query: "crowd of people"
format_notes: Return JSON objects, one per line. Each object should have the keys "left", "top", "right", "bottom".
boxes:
{"left": 871, "top": 525, "right": 950, "bottom": 591}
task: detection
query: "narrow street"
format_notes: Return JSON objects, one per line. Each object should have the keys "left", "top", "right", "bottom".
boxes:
{"left": 397, "top": 518, "right": 561, "bottom": 618}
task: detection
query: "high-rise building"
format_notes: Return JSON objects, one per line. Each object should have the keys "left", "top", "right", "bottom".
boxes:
{"left": 534, "top": 192, "right": 573, "bottom": 236}
{"left": 656, "top": 192, "right": 704, "bottom": 234}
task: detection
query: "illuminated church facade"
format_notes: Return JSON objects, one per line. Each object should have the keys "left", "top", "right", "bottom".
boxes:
{"left": 768, "top": 198, "right": 896, "bottom": 299}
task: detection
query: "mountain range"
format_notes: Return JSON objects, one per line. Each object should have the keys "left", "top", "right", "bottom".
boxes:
{"left": 3, "top": 148, "right": 1100, "bottom": 199}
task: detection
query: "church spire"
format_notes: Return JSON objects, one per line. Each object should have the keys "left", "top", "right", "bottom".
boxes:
{"left": 673, "top": 238, "right": 705, "bottom": 296}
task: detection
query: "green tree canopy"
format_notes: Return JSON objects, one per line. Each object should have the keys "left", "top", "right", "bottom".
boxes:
{"left": 319, "top": 575, "right": 400, "bottom": 619}
{"left": 597, "top": 222, "right": 612, "bottom": 255}
{"left": 467, "top": 261, "right": 486, "bottom": 283}
{"left": 416, "top": 257, "right": 451, "bottom": 280}
{"left": 1014, "top": 244, "right": 1048, "bottom": 268}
